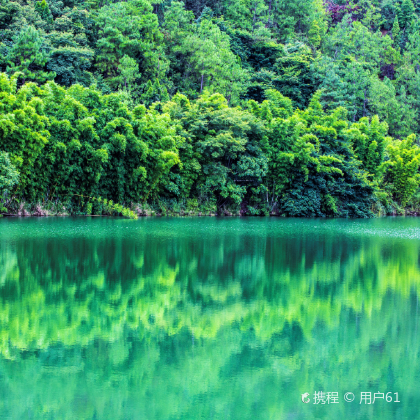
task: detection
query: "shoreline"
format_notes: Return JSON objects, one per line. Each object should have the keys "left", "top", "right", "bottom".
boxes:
{"left": 1, "top": 212, "right": 419, "bottom": 219}
{"left": 1, "top": 200, "right": 419, "bottom": 219}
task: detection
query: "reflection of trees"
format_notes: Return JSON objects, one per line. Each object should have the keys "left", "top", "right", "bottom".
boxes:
{"left": 0, "top": 218, "right": 419, "bottom": 418}
{"left": 1, "top": 219, "right": 420, "bottom": 348}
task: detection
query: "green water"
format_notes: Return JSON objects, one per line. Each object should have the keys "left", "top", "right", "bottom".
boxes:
{"left": 0, "top": 217, "right": 419, "bottom": 419}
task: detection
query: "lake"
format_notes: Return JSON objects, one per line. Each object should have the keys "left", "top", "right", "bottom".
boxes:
{"left": 0, "top": 217, "right": 419, "bottom": 419}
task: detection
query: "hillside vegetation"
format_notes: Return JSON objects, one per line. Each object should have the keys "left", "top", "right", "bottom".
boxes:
{"left": 1, "top": 0, "right": 420, "bottom": 217}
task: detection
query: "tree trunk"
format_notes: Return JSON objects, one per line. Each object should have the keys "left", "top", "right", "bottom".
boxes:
{"left": 266, "top": 0, "right": 272, "bottom": 27}
{"left": 363, "top": 88, "right": 368, "bottom": 117}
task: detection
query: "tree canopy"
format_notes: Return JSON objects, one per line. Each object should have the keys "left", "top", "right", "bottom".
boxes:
{"left": 1, "top": 0, "right": 420, "bottom": 216}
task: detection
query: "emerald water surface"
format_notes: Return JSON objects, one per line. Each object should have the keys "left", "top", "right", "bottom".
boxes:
{"left": 0, "top": 217, "right": 419, "bottom": 419}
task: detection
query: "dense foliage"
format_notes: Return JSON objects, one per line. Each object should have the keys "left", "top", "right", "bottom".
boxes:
{"left": 1, "top": 0, "right": 420, "bottom": 217}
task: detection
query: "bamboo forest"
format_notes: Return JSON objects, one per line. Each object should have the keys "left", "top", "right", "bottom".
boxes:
{"left": 1, "top": 1, "right": 420, "bottom": 419}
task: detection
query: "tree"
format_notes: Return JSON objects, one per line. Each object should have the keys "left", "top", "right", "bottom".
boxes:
{"left": 270, "top": 0, "right": 315, "bottom": 40}
{"left": 47, "top": 46, "right": 95, "bottom": 86}
{"left": 163, "top": 91, "right": 267, "bottom": 210}
{"left": 141, "top": 79, "right": 169, "bottom": 107}
{"left": 247, "top": 90, "right": 375, "bottom": 217}
{"left": 382, "top": 134, "right": 420, "bottom": 205}
{"left": 35, "top": 0, "right": 53, "bottom": 23}
{"left": 316, "top": 64, "right": 355, "bottom": 114}
{"left": 6, "top": 25, "right": 55, "bottom": 84}
{"left": 0, "top": 151, "right": 19, "bottom": 211}
{"left": 184, "top": 18, "right": 249, "bottom": 100}
{"left": 271, "top": 42, "right": 316, "bottom": 109}
{"left": 118, "top": 55, "right": 141, "bottom": 93}
{"left": 348, "top": 115, "right": 389, "bottom": 178}
{"left": 395, "top": 31, "right": 420, "bottom": 137}
{"left": 44, "top": 23, "right": 95, "bottom": 87}
{"left": 398, "top": 0, "right": 415, "bottom": 28}
{"left": 392, "top": 15, "right": 401, "bottom": 45}
{"left": 308, "top": 20, "right": 322, "bottom": 48}
{"left": 163, "top": 2, "right": 249, "bottom": 103}
{"left": 222, "top": 0, "right": 267, "bottom": 32}
{"left": 0, "top": 73, "right": 50, "bottom": 197}
{"left": 95, "top": 0, "right": 165, "bottom": 90}
{"left": 368, "top": 76, "right": 417, "bottom": 138}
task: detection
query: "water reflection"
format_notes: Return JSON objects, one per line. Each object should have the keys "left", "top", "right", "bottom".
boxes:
{"left": 0, "top": 217, "right": 419, "bottom": 419}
